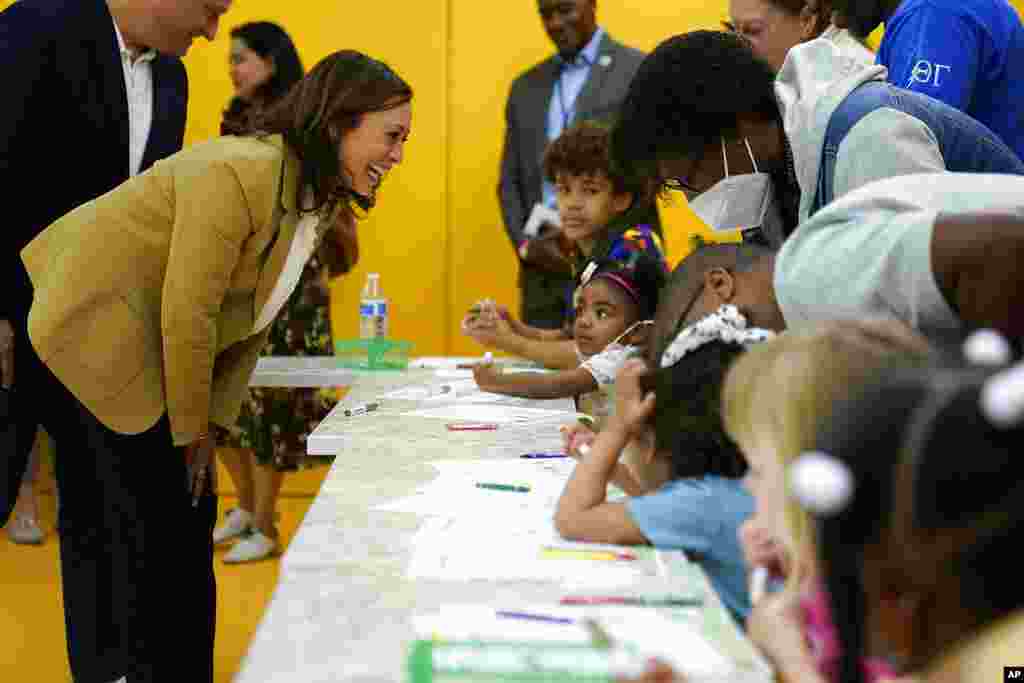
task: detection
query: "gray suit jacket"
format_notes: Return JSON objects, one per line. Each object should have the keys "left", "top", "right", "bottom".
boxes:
{"left": 498, "top": 33, "right": 648, "bottom": 250}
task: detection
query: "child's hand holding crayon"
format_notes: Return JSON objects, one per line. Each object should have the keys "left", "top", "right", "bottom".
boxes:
{"left": 461, "top": 300, "right": 487, "bottom": 331}
{"left": 560, "top": 421, "right": 596, "bottom": 460}
{"left": 738, "top": 518, "right": 792, "bottom": 582}
{"left": 462, "top": 298, "right": 507, "bottom": 332}
{"left": 471, "top": 357, "right": 504, "bottom": 391}
{"left": 463, "top": 308, "right": 516, "bottom": 350}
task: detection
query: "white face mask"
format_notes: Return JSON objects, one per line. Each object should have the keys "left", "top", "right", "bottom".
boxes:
{"left": 610, "top": 318, "right": 654, "bottom": 349}
{"left": 688, "top": 137, "right": 784, "bottom": 246}
{"left": 575, "top": 319, "right": 653, "bottom": 361}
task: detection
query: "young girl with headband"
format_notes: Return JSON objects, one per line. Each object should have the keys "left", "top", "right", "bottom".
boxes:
{"left": 473, "top": 256, "right": 665, "bottom": 425}
{"left": 554, "top": 287, "right": 776, "bottom": 624}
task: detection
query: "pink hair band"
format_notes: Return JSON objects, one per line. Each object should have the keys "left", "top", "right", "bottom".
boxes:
{"left": 595, "top": 272, "right": 641, "bottom": 305}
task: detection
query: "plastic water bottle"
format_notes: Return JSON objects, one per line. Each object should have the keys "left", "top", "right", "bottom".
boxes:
{"left": 359, "top": 272, "right": 389, "bottom": 339}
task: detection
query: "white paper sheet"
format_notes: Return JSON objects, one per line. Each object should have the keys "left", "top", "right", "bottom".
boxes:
{"left": 433, "top": 368, "right": 475, "bottom": 380}
{"left": 413, "top": 605, "right": 591, "bottom": 643}
{"left": 409, "top": 356, "right": 484, "bottom": 369}
{"left": 404, "top": 510, "right": 657, "bottom": 583}
{"left": 381, "top": 379, "right": 478, "bottom": 401}
{"left": 604, "top": 613, "right": 733, "bottom": 677}
{"left": 401, "top": 404, "right": 577, "bottom": 424}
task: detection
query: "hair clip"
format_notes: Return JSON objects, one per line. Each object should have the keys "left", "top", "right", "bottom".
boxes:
{"left": 789, "top": 451, "right": 854, "bottom": 517}
{"left": 980, "top": 361, "right": 1024, "bottom": 428}
{"left": 963, "top": 329, "right": 1013, "bottom": 367}
{"left": 658, "top": 304, "right": 774, "bottom": 368}
{"left": 579, "top": 261, "right": 598, "bottom": 286}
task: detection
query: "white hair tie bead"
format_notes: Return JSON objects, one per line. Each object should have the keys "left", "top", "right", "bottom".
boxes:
{"left": 980, "top": 361, "right": 1024, "bottom": 428}
{"left": 963, "top": 329, "right": 1013, "bottom": 366}
{"left": 789, "top": 451, "right": 854, "bottom": 517}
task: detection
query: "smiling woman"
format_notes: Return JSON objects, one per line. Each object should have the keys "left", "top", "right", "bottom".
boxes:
{"left": 16, "top": 47, "right": 412, "bottom": 681}
{"left": 260, "top": 50, "right": 413, "bottom": 219}
{"left": 213, "top": 46, "right": 413, "bottom": 564}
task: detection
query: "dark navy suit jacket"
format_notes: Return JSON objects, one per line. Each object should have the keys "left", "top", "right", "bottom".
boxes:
{"left": 0, "top": 0, "right": 188, "bottom": 321}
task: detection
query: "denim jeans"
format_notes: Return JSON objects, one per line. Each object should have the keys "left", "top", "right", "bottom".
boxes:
{"left": 811, "top": 81, "right": 1024, "bottom": 217}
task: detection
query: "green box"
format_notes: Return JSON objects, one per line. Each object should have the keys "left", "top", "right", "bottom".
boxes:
{"left": 408, "top": 640, "right": 635, "bottom": 682}
{"left": 333, "top": 338, "right": 413, "bottom": 370}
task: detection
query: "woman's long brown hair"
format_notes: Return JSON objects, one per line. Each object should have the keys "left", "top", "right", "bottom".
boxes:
{"left": 260, "top": 50, "right": 412, "bottom": 219}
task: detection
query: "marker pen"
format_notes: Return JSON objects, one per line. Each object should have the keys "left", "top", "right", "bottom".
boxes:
{"left": 750, "top": 566, "right": 769, "bottom": 606}
{"left": 343, "top": 402, "right": 379, "bottom": 417}
{"left": 475, "top": 482, "right": 531, "bottom": 492}
{"left": 495, "top": 610, "right": 574, "bottom": 625}
{"left": 541, "top": 547, "right": 636, "bottom": 561}
{"left": 559, "top": 596, "right": 703, "bottom": 607}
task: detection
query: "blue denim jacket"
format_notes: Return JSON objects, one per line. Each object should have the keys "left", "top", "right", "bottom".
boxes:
{"left": 811, "top": 81, "right": 1024, "bottom": 217}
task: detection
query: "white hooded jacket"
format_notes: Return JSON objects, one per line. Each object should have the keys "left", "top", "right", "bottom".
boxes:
{"left": 774, "top": 38, "right": 947, "bottom": 224}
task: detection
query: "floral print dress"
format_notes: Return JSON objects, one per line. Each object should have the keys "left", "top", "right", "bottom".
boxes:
{"left": 219, "top": 247, "right": 337, "bottom": 470}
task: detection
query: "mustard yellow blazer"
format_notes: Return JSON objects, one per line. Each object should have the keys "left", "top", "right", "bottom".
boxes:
{"left": 22, "top": 134, "right": 310, "bottom": 446}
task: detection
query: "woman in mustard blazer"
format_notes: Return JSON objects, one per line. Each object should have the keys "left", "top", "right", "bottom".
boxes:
{"left": 18, "top": 50, "right": 412, "bottom": 682}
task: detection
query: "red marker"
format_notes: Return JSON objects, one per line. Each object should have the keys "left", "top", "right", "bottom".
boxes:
{"left": 559, "top": 596, "right": 703, "bottom": 607}
{"left": 446, "top": 422, "right": 499, "bottom": 431}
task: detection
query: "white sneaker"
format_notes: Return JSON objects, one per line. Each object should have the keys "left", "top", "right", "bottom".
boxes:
{"left": 223, "top": 530, "right": 279, "bottom": 564}
{"left": 212, "top": 508, "right": 252, "bottom": 545}
{"left": 7, "top": 516, "right": 44, "bottom": 545}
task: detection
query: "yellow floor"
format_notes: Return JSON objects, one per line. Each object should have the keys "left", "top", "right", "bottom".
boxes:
{"left": 0, "top": 458, "right": 329, "bottom": 683}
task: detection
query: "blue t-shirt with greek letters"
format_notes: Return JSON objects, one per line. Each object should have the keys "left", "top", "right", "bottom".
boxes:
{"left": 877, "top": 0, "right": 1024, "bottom": 159}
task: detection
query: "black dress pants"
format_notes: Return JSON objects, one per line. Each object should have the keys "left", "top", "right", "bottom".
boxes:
{"left": 9, "top": 322, "right": 217, "bottom": 683}
{"left": 1, "top": 317, "right": 36, "bottom": 526}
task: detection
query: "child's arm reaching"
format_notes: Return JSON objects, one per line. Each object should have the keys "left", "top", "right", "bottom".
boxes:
{"left": 473, "top": 362, "right": 596, "bottom": 399}
{"left": 554, "top": 360, "right": 654, "bottom": 544}
{"left": 464, "top": 300, "right": 566, "bottom": 341}
{"left": 463, "top": 303, "right": 578, "bottom": 370}
{"left": 497, "top": 305, "right": 567, "bottom": 342}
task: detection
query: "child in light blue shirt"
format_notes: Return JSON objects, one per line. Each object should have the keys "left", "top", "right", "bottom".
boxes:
{"left": 627, "top": 474, "right": 754, "bottom": 624}
{"left": 556, "top": 305, "right": 772, "bottom": 624}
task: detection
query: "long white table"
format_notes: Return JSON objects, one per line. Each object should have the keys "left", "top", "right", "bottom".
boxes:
{"left": 249, "top": 357, "right": 359, "bottom": 388}
{"left": 233, "top": 360, "right": 772, "bottom": 682}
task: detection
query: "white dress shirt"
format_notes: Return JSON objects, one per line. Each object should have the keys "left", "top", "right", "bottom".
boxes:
{"left": 112, "top": 18, "right": 155, "bottom": 176}
{"left": 541, "top": 27, "right": 606, "bottom": 208}
{"left": 253, "top": 212, "right": 322, "bottom": 333}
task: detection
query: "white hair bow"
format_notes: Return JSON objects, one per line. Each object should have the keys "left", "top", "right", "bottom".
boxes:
{"left": 659, "top": 304, "right": 774, "bottom": 368}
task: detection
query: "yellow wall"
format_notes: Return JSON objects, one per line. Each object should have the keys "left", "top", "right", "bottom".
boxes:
{"left": 6, "top": 0, "right": 1023, "bottom": 355}
{"left": 177, "top": 1, "right": 734, "bottom": 357}
{"left": 182, "top": 1, "right": 452, "bottom": 356}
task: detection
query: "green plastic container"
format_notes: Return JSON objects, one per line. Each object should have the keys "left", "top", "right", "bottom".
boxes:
{"left": 334, "top": 338, "right": 413, "bottom": 370}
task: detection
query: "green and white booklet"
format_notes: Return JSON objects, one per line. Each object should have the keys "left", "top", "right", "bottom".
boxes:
{"left": 407, "top": 600, "right": 773, "bottom": 683}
